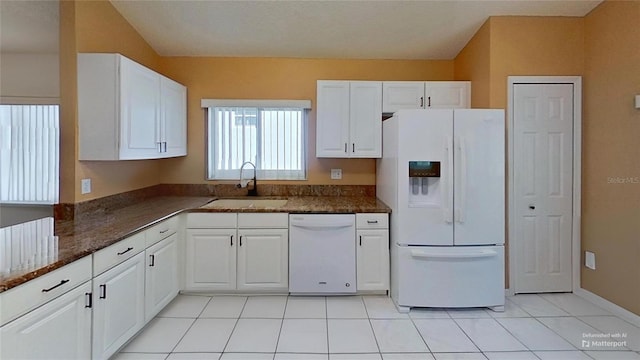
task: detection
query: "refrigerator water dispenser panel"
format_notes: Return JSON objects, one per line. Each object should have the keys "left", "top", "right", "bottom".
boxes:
{"left": 409, "top": 161, "right": 440, "bottom": 177}
{"left": 408, "top": 161, "right": 441, "bottom": 207}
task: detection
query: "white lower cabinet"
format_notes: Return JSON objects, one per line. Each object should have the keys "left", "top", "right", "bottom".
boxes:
{"left": 237, "top": 228, "right": 288, "bottom": 291}
{"left": 145, "top": 232, "right": 179, "bottom": 322}
{"left": 184, "top": 213, "right": 289, "bottom": 292}
{"left": 0, "top": 281, "right": 92, "bottom": 360}
{"left": 356, "top": 214, "right": 390, "bottom": 292}
{"left": 92, "top": 252, "right": 146, "bottom": 360}
{"left": 185, "top": 228, "right": 237, "bottom": 291}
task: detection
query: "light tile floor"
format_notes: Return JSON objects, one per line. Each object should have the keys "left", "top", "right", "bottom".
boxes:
{"left": 115, "top": 293, "right": 640, "bottom": 360}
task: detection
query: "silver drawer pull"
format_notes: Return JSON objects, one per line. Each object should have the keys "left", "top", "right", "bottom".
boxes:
{"left": 159, "top": 229, "right": 169, "bottom": 234}
{"left": 367, "top": 220, "right": 378, "bottom": 224}
{"left": 42, "top": 279, "right": 69, "bottom": 293}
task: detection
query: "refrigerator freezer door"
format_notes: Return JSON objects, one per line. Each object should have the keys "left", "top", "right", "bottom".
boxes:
{"left": 394, "top": 244, "right": 505, "bottom": 308}
{"left": 453, "top": 109, "right": 505, "bottom": 246}
{"left": 396, "top": 109, "right": 453, "bottom": 246}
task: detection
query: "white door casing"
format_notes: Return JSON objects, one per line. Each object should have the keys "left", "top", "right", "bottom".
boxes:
{"left": 508, "top": 77, "right": 582, "bottom": 294}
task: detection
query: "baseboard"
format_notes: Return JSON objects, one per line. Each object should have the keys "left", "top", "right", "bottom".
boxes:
{"left": 574, "top": 288, "right": 640, "bottom": 327}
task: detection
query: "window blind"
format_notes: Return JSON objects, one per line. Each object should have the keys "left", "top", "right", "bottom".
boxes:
{"left": 0, "top": 105, "right": 60, "bottom": 204}
{"left": 0, "top": 217, "right": 57, "bottom": 275}
{"left": 207, "top": 106, "right": 306, "bottom": 180}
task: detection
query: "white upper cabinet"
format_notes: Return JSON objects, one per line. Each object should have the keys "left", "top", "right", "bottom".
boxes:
{"left": 382, "top": 82, "right": 425, "bottom": 112}
{"left": 160, "top": 76, "right": 188, "bottom": 158}
{"left": 316, "top": 80, "right": 382, "bottom": 158}
{"left": 425, "top": 81, "right": 471, "bottom": 109}
{"left": 78, "top": 53, "right": 187, "bottom": 160}
{"left": 350, "top": 81, "right": 383, "bottom": 158}
{"left": 316, "top": 81, "right": 350, "bottom": 158}
{"left": 382, "top": 81, "right": 471, "bottom": 113}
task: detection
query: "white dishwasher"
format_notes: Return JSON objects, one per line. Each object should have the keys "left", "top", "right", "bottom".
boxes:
{"left": 289, "top": 214, "right": 356, "bottom": 294}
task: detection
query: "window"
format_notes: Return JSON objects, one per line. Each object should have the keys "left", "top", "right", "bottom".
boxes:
{"left": 0, "top": 105, "right": 59, "bottom": 204}
{"left": 206, "top": 104, "right": 308, "bottom": 180}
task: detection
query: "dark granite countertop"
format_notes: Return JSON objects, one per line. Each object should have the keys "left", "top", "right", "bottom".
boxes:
{"left": 195, "top": 196, "right": 391, "bottom": 213}
{"left": 0, "top": 195, "right": 390, "bottom": 293}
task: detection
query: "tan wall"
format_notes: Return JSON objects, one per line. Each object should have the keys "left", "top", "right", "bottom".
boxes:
{"left": 489, "top": 16, "right": 584, "bottom": 109}
{"left": 454, "top": 20, "right": 491, "bottom": 108}
{"left": 158, "top": 57, "right": 454, "bottom": 185}
{"left": 582, "top": 0, "right": 640, "bottom": 315}
{"left": 60, "top": 0, "right": 164, "bottom": 202}
{"left": 0, "top": 53, "right": 60, "bottom": 99}
{"left": 59, "top": 0, "right": 78, "bottom": 203}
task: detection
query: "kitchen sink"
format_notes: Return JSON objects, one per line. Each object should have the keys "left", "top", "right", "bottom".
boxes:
{"left": 202, "top": 198, "right": 288, "bottom": 209}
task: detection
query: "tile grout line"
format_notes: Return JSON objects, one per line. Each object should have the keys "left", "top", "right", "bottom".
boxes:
{"left": 220, "top": 296, "right": 249, "bottom": 355}
{"left": 361, "top": 296, "right": 384, "bottom": 357}
{"left": 407, "top": 309, "right": 433, "bottom": 355}
{"left": 271, "top": 296, "right": 289, "bottom": 359}
{"left": 167, "top": 295, "right": 215, "bottom": 354}
{"left": 325, "top": 296, "right": 330, "bottom": 357}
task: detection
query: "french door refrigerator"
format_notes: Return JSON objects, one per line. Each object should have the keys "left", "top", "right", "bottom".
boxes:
{"left": 377, "top": 109, "right": 505, "bottom": 312}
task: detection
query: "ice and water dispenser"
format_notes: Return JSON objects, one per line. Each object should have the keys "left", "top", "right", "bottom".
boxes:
{"left": 408, "top": 161, "right": 441, "bottom": 207}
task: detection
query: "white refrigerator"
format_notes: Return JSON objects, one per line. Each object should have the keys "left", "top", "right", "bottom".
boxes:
{"left": 377, "top": 109, "right": 505, "bottom": 312}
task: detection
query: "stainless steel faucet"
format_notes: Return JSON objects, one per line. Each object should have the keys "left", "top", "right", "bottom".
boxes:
{"left": 237, "top": 161, "right": 258, "bottom": 196}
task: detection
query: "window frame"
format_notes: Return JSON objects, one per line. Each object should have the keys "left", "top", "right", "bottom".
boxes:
{"left": 204, "top": 102, "right": 310, "bottom": 181}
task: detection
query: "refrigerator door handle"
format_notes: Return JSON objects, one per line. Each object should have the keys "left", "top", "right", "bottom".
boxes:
{"left": 411, "top": 249, "right": 498, "bottom": 259}
{"left": 457, "top": 137, "right": 467, "bottom": 223}
{"left": 444, "top": 136, "right": 454, "bottom": 223}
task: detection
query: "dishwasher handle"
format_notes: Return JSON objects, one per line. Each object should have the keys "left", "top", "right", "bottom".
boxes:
{"left": 290, "top": 219, "right": 354, "bottom": 230}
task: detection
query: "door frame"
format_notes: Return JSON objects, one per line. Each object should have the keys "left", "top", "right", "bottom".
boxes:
{"left": 507, "top": 76, "right": 582, "bottom": 295}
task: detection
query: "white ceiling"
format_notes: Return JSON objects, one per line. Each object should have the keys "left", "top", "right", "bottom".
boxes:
{"left": 0, "top": 0, "right": 602, "bottom": 59}
{"left": 110, "top": 0, "right": 602, "bottom": 60}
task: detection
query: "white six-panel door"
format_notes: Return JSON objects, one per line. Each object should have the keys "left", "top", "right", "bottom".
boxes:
{"left": 513, "top": 84, "right": 574, "bottom": 293}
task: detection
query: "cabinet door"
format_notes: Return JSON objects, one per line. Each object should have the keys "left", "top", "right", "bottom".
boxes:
{"left": 185, "top": 229, "right": 237, "bottom": 291}
{"left": 382, "top": 81, "right": 425, "bottom": 113}
{"left": 119, "top": 56, "right": 161, "bottom": 159}
{"left": 356, "top": 229, "right": 389, "bottom": 291}
{"left": 0, "top": 282, "right": 92, "bottom": 360}
{"left": 349, "top": 81, "right": 382, "bottom": 158}
{"left": 145, "top": 233, "right": 179, "bottom": 322}
{"left": 160, "top": 76, "right": 187, "bottom": 158}
{"left": 424, "top": 81, "right": 470, "bottom": 109}
{"left": 92, "top": 252, "right": 146, "bottom": 360}
{"left": 316, "top": 80, "right": 350, "bottom": 157}
{"left": 237, "top": 229, "right": 288, "bottom": 291}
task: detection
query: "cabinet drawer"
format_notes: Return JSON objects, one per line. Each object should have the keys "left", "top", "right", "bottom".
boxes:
{"left": 186, "top": 213, "right": 237, "bottom": 228}
{"left": 146, "top": 216, "right": 179, "bottom": 247}
{"left": 93, "top": 232, "right": 146, "bottom": 276}
{"left": 238, "top": 213, "right": 288, "bottom": 228}
{"left": 0, "top": 255, "right": 92, "bottom": 326}
{"left": 356, "top": 213, "right": 389, "bottom": 229}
